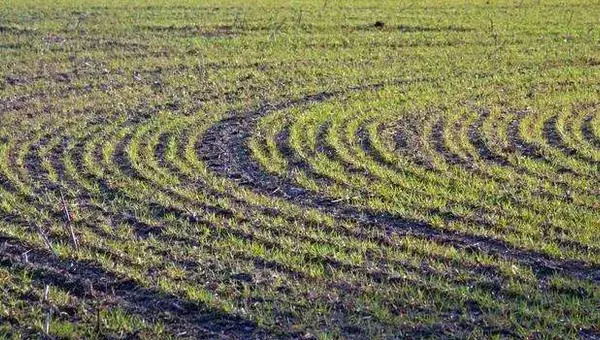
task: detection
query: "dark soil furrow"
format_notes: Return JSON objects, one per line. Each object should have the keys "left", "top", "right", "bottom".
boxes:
{"left": 0, "top": 233, "right": 273, "bottom": 338}
{"left": 197, "top": 86, "right": 600, "bottom": 283}
{"left": 581, "top": 114, "right": 600, "bottom": 149}
{"left": 542, "top": 116, "right": 600, "bottom": 167}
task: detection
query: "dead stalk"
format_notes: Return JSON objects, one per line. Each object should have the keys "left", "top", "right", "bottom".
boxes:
{"left": 60, "top": 189, "right": 78, "bottom": 251}
{"left": 35, "top": 224, "right": 58, "bottom": 258}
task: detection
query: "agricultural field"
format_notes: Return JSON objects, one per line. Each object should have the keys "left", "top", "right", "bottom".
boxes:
{"left": 0, "top": 0, "right": 599, "bottom": 338}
